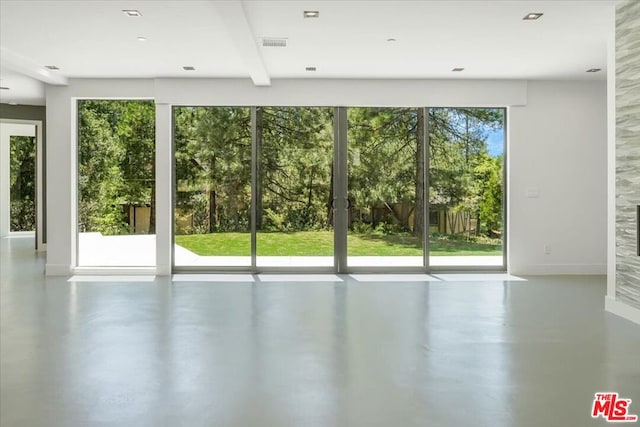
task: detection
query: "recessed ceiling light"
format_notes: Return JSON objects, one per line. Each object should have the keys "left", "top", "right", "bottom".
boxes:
{"left": 387, "top": 38, "right": 397, "bottom": 42}
{"left": 0, "top": 87, "right": 9, "bottom": 90}
{"left": 303, "top": 11, "right": 319, "bottom": 18}
{"left": 122, "top": 9, "right": 142, "bottom": 17}
{"left": 523, "top": 12, "right": 543, "bottom": 20}
{"left": 586, "top": 68, "right": 602, "bottom": 73}
{"left": 183, "top": 66, "right": 196, "bottom": 71}
{"left": 137, "top": 36, "right": 147, "bottom": 42}
{"left": 452, "top": 67, "right": 465, "bottom": 72}
{"left": 305, "top": 66, "right": 317, "bottom": 72}
{"left": 45, "top": 65, "right": 59, "bottom": 70}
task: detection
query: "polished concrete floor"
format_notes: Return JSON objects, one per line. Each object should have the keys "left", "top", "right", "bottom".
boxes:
{"left": 1, "top": 235, "right": 639, "bottom": 427}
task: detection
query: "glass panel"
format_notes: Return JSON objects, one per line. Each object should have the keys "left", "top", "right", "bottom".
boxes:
{"left": 77, "top": 100, "right": 156, "bottom": 267}
{"left": 10, "top": 134, "right": 36, "bottom": 232}
{"left": 347, "top": 108, "right": 424, "bottom": 267}
{"left": 173, "top": 107, "right": 252, "bottom": 267}
{"left": 428, "top": 108, "right": 505, "bottom": 268}
{"left": 256, "top": 107, "right": 334, "bottom": 267}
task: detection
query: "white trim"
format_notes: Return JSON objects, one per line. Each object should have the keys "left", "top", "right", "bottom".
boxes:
{"left": 154, "top": 78, "right": 528, "bottom": 107}
{"left": 70, "top": 99, "right": 78, "bottom": 268}
{"left": 605, "top": 297, "right": 640, "bottom": 325}
{"left": 510, "top": 264, "right": 607, "bottom": 275}
{"left": 156, "top": 264, "right": 171, "bottom": 276}
{"left": 45, "top": 263, "right": 71, "bottom": 276}
{"left": 73, "top": 267, "right": 156, "bottom": 275}
{"left": 36, "top": 122, "right": 44, "bottom": 251}
{"left": 155, "top": 103, "right": 172, "bottom": 276}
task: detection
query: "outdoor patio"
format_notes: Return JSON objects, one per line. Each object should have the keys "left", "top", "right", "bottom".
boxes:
{"left": 78, "top": 233, "right": 503, "bottom": 268}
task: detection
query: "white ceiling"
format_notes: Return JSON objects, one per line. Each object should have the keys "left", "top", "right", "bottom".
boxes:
{"left": 0, "top": 68, "right": 45, "bottom": 106}
{"left": 0, "top": 0, "right": 615, "bottom": 105}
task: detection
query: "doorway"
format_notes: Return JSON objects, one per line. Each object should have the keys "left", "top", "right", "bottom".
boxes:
{"left": 0, "top": 120, "right": 44, "bottom": 250}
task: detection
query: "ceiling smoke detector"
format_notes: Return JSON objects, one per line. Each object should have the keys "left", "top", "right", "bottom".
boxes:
{"left": 262, "top": 38, "right": 288, "bottom": 47}
{"left": 183, "top": 66, "right": 196, "bottom": 71}
{"left": 303, "top": 11, "right": 319, "bottom": 18}
{"left": 122, "top": 9, "right": 142, "bottom": 17}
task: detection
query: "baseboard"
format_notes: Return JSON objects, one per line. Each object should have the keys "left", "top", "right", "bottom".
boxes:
{"left": 155, "top": 264, "right": 171, "bottom": 276}
{"left": 73, "top": 267, "right": 156, "bottom": 275}
{"left": 605, "top": 296, "right": 640, "bottom": 325}
{"left": 509, "top": 264, "right": 607, "bottom": 275}
{"left": 45, "top": 264, "right": 71, "bottom": 276}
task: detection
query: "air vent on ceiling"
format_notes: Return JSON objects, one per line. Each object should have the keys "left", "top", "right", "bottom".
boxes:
{"left": 262, "top": 38, "right": 287, "bottom": 48}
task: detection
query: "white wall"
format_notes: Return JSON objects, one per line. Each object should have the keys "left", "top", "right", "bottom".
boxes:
{"left": 154, "top": 78, "right": 527, "bottom": 107}
{"left": 0, "top": 122, "right": 36, "bottom": 237}
{"left": 509, "top": 81, "right": 607, "bottom": 275}
{"left": 44, "top": 77, "right": 608, "bottom": 275}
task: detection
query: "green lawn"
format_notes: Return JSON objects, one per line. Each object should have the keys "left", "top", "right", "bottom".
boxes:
{"left": 175, "top": 231, "right": 501, "bottom": 256}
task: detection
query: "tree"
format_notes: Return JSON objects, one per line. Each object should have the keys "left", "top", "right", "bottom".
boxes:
{"left": 428, "top": 108, "right": 504, "bottom": 236}
{"left": 259, "top": 107, "right": 334, "bottom": 231}
{"left": 78, "top": 102, "right": 126, "bottom": 234}
{"left": 78, "top": 100, "right": 156, "bottom": 235}
{"left": 347, "top": 107, "right": 417, "bottom": 230}
{"left": 174, "top": 106, "right": 252, "bottom": 233}
{"left": 118, "top": 101, "right": 156, "bottom": 232}
{"left": 474, "top": 153, "right": 503, "bottom": 236}
{"left": 9, "top": 136, "right": 36, "bottom": 231}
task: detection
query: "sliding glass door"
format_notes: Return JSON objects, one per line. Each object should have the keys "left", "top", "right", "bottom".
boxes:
{"left": 256, "top": 107, "right": 334, "bottom": 268}
{"left": 427, "top": 108, "right": 505, "bottom": 268}
{"left": 346, "top": 108, "right": 425, "bottom": 268}
{"left": 173, "top": 107, "right": 252, "bottom": 268}
{"left": 171, "top": 106, "right": 505, "bottom": 272}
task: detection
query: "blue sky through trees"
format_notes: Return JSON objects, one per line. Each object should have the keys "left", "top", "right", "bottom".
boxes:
{"left": 486, "top": 129, "right": 504, "bottom": 157}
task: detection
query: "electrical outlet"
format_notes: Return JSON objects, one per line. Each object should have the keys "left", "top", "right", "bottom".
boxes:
{"left": 544, "top": 244, "right": 551, "bottom": 255}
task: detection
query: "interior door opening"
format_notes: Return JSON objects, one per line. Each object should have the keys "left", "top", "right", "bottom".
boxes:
{"left": 1, "top": 120, "right": 43, "bottom": 250}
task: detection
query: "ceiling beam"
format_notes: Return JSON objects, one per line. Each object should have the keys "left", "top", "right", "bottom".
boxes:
{"left": 214, "top": 1, "right": 271, "bottom": 87}
{"left": 1, "top": 47, "right": 68, "bottom": 86}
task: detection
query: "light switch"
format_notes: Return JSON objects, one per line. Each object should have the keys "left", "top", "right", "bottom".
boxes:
{"left": 526, "top": 188, "right": 540, "bottom": 198}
